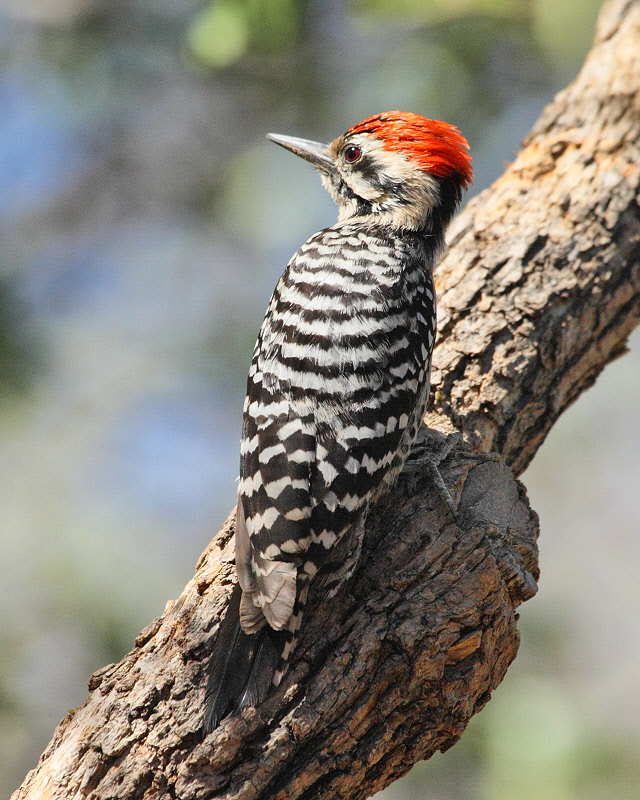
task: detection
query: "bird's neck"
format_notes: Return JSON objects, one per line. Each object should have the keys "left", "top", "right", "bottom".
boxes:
{"left": 334, "top": 207, "right": 449, "bottom": 247}
{"left": 335, "top": 176, "right": 461, "bottom": 235}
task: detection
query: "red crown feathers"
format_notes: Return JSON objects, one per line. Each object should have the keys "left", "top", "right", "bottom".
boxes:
{"left": 346, "top": 111, "right": 473, "bottom": 188}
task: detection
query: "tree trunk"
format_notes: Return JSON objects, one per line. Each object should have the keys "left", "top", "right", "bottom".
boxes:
{"left": 13, "top": 1, "right": 640, "bottom": 798}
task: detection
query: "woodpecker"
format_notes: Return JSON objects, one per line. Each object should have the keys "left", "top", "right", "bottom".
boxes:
{"left": 204, "top": 111, "right": 472, "bottom": 731}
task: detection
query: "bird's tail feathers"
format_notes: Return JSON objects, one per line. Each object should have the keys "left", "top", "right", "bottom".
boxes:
{"left": 273, "top": 581, "right": 309, "bottom": 687}
{"left": 204, "top": 584, "right": 286, "bottom": 733}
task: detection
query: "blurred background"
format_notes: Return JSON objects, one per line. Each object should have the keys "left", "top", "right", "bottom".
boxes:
{"left": 1, "top": 0, "right": 639, "bottom": 797}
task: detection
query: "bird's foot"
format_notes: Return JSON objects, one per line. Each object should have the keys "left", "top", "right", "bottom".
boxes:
{"left": 404, "top": 430, "right": 501, "bottom": 520}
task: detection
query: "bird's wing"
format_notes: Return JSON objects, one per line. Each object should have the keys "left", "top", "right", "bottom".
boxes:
{"left": 306, "top": 390, "right": 415, "bottom": 586}
{"left": 237, "top": 394, "right": 316, "bottom": 633}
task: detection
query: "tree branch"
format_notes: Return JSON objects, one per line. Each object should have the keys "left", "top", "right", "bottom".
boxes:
{"left": 13, "top": 1, "right": 640, "bottom": 797}
{"left": 428, "top": 0, "right": 640, "bottom": 474}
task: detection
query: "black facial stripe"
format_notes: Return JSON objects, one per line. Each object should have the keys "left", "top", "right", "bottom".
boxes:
{"left": 336, "top": 178, "right": 373, "bottom": 216}
{"left": 353, "top": 155, "right": 386, "bottom": 191}
{"left": 360, "top": 155, "right": 406, "bottom": 196}
{"left": 421, "top": 175, "right": 460, "bottom": 234}
{"left": 346, "top": 153, "right": 406, "bottom": 202}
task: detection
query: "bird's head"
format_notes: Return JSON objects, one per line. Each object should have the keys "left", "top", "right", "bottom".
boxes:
{"left": 268, "top": 111, "right": 472, "bottom": 232}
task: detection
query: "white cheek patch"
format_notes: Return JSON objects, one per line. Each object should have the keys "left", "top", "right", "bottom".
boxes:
{"left": 344, "top": 171, "right": 383, "bottom": 201}
{"left": 337, "top": 136, "right": 393, "bottom": 201}
{"left": 334, "top": 135, "right": 442, "bottom": 228}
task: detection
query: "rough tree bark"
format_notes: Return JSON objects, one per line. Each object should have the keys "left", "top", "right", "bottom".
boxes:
{"left": 13, "top": 1, "right": 640, "bottom": 798}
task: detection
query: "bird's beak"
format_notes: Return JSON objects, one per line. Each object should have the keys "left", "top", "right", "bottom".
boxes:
{"left": 267, "top": 133, "right": 335, "bottom": 174}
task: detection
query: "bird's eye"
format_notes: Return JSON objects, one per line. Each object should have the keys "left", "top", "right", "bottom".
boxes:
{"left": 343, "top": 145, "right": 362, "bottom": 164}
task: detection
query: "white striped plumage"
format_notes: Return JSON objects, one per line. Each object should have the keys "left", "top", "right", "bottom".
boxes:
{"left": 237, "top": 223, "right": 437, "bottom": 674}
{"left": 204, "top": 111, "right": 472, "bottom": 731}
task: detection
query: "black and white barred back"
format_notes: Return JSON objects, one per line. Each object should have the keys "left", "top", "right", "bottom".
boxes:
{"left": 204, "top": 111, "right": 471, "bottom": 731}
{"left": 236, "top": 222, "right": 436, "bottom": 679}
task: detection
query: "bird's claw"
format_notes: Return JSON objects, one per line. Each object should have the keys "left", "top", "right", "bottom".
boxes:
{"left": 404, "top": 431, "right": 502, "bottom": 520}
